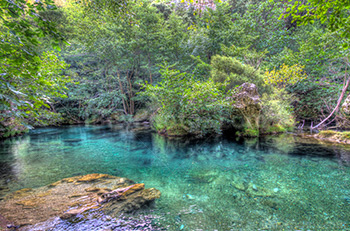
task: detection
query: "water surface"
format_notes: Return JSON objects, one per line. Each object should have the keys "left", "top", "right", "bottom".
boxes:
{"left": 0, "top": 125, "right": 349, "bottom": 230}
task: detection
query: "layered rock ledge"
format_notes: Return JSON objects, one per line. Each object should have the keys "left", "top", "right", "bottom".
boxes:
{"left": 0, "top": 174, "right": 161, "bottom": 229}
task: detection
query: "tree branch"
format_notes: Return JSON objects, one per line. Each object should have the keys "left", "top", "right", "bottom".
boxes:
{"left": 312, "top": 62, "right": 349, "bottom": 130}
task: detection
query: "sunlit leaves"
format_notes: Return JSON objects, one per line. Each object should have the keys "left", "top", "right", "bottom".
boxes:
{"left": 264, "top": 63, "right": 307, "bottom": 88}
{"left": 0, "top": 0, "right": 69, "bottom": 127}
{"left": 281, "top": 0, "right": 350, "bottom": 47}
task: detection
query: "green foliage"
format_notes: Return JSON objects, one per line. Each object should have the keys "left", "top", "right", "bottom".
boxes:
{"left": 0, "top": 50, "right": 70, "bottom": 117}
{"left": 260, "top": 88, "right": 295, "bottom": 134}
{"left": 222, "top": 45, "right": 269, "bottom": 70}
{"left": 0, "top": 117, "right": 28, "bottom": 138}
{"left": 264, "top": 63, "right": 307, "bottom": 88}
{"left": 283, "top": 0, "right": 350, "bottom": 47}
{"left": 0, "top": 0, "right": 70, "bottom": 137}
{"left": 236, "top": 127, "right": 260, "bottom": 137}
{"left": 210, "top": 55, "right": 266, "bottom": 91}
{"left": 55, "top": 0, "right": 191, "bottom": 122}
{"left": 190, "top": 55, "right": 212, "bottom": 80}
{"left": 26, "top": 111, "right": 64, "bottom": 127}
{"left": 267, "top": 29, "right": 349, "bottom": 121}
{"left": 142, "top": 64, "right": 232, "bottom": 136}
{"left": 2, "top": 0, "right": 347, "bottom": 137}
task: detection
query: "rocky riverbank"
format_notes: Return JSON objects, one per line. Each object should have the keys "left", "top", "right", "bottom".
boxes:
{"left": 0, "top": 174, "right": 160, "bottom": 230}
{"left": 296, "top": 130, "right": 350, "bottom": 145}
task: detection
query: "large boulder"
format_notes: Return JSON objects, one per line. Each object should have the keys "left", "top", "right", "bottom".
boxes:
{"left": 133, "top": 109, "right": 151, "bottom": 123}
{"left": 230, "top": 83, "right": 261, "bottom": 136}
{"left": 339, "top": 94, "right": 350, "bottom": 128}
{"left": 342, "top": 94, "right": 350, "bottom": 114}
{"left": 0, "top": 174, "right": 160, "bottom": 229}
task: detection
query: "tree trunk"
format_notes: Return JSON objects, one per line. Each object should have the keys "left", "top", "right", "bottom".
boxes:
{"left": 312, "top": 67, "right": 350, "bottom": 130}
{"left": 117, "top": 70, "right": 129, "bottom": 115}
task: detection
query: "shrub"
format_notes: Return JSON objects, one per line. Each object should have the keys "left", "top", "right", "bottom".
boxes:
{"left": 260, "top": 88, "right": 295, "bottom": 134}
{"left": 142, "top": 64, "right": 232, "bottom": 137}
{"left": 210, "top": 55, "right": 266, "bottom": 92}
{"left": 264, "top": 63, "right": 307, "bottom": 88}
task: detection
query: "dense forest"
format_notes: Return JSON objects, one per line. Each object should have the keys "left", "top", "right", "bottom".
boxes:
{"left": 1, "top": 0, "right": 350, "bottom": 138}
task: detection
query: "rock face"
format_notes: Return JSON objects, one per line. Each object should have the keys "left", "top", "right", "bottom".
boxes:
{"left": 338, "top": 94, "right": 350, "bottom": 128}
{"left": 230, "top": 83, "right": 261, "bottom": 136}
{"left": 133, "top": 109, "right": 151, "bottom": 122}
{"left": 0, "top": 174, "right": 161, "bottom": 229}
{"left": 342, "top": 94, "right": 350, "bottom": 114}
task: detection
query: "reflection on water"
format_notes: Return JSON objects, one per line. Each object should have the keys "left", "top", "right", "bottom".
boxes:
{"left": 0, "top": 125, "right": 350, "bottom": 230}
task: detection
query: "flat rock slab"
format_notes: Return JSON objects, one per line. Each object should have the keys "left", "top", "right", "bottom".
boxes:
{"left": 0, "top": 174, "right": 161, "bottom": 229}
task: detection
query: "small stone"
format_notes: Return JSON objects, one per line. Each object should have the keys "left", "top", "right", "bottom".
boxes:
{"left": 233, "top": 181, "right": 246, "bottom": 191}
{"left": 273, "top": 188, "right": 279, "bottom": 192}
{"left": 252, "top": 184, "right": 258, "bottom": 191}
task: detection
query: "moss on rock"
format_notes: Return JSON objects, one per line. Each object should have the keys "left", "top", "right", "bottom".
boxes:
{"left": 315, "top": 130, "right": 350, "bottom": 144}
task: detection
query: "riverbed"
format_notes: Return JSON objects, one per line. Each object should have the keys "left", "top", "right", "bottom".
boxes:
{"left": 0, "top": 125, "right": 349, "bottom": 230}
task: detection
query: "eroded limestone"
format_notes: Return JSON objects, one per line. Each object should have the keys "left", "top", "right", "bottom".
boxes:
{"left": 0, "top": 174, "right": 161, "bottom": 229}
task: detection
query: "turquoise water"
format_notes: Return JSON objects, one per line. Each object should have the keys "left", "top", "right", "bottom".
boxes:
{"left": 0, "top": 125, "right": 350, "bottom": 230}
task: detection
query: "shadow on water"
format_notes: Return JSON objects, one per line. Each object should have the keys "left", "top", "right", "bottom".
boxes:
{"left": 0, "top": 125, "right": 350, "bottom": 230}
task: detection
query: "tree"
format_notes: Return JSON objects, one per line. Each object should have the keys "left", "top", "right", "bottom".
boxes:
{"left": 55, "top": 0, "right": 190, "bottom": 123}
{"left": 283, "top": 0, "right": 350, "bottom": 47}
{"left": 142, "top": 64, "right": 232, "bottom": 136}
{"left": 0, "top": 0, "right": 71, "bottom": 136}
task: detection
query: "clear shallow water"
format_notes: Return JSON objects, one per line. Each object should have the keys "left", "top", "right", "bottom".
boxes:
{"left": 0, "top": 125, "right": 350, "bottom": 230}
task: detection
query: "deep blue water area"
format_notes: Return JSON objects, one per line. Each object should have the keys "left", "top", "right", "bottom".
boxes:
{"left": 0, "top": 125, "right": 350, "bottom": 230}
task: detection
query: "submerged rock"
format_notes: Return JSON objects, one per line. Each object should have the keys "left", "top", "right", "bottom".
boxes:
{"left": 0, "top": 174, "right": 160, "bottom": 229}
{"left": 245, "top": 183, "right": 273, "bottom": 197}
{"left": 231, "top": 177, "right": 274, "bottom": 198}
{"left": 186, "top": 169, "right": 219, "bottom": 183}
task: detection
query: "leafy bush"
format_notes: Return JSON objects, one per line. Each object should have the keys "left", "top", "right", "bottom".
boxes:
{"left": 142, "top": 64, "right": 232, "bottom": 137}
{"left": 26, "top": 110, "right": 63, "bottom": 127}
{"left": 0, "top": 118, "right": 28, "bottom": 138}
{"left": 210, "top": 55, "right": 266, "bottom": 92}
{"left": 260, "top": 88, "right": 295, "bottom": 134}
{"left": 264, "top": 63, "right": 307, "bottom": 88}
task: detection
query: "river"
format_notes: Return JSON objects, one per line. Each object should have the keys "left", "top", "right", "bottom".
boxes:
{"left": 0, "top": 125, "right": 349, "bottom": 230}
